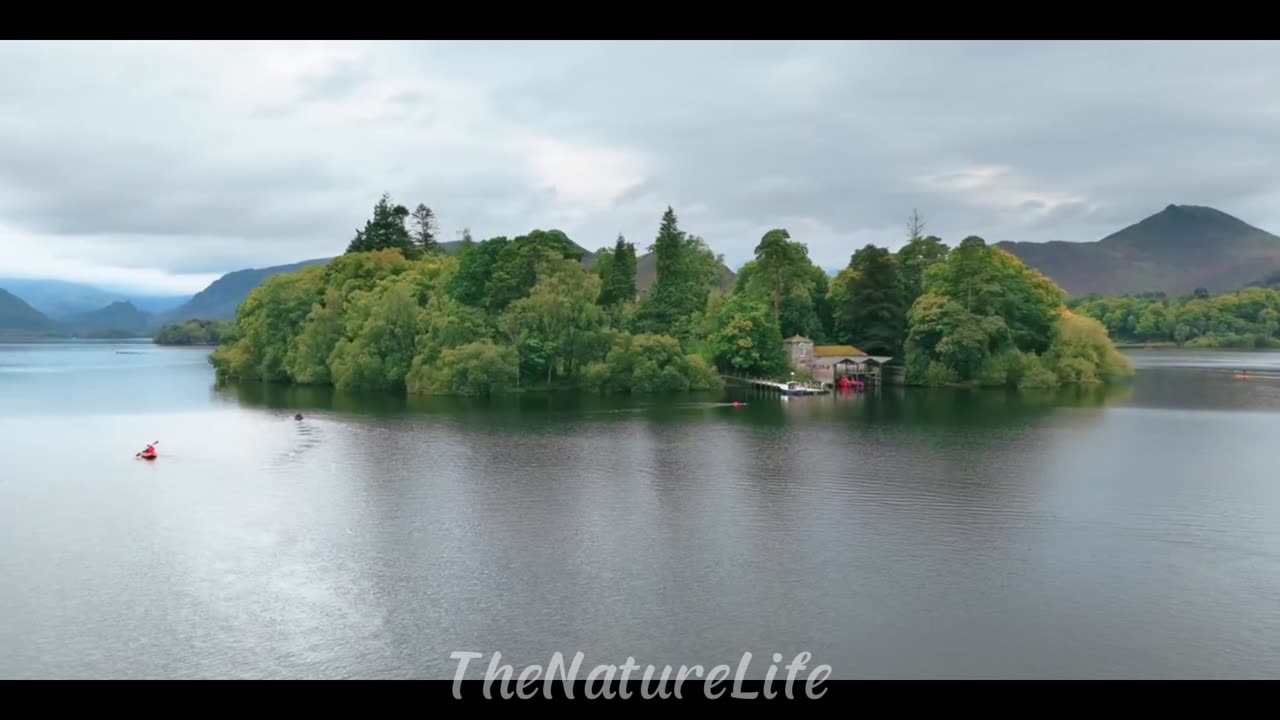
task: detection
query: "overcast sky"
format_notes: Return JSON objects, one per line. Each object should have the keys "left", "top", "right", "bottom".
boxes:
{"left": 2, "top": 40, "right": 1279, "bottom": 295}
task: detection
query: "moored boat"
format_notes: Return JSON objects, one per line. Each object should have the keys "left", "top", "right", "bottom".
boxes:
{"left": 781, "top": 381, "right": 827, "bottom": 396}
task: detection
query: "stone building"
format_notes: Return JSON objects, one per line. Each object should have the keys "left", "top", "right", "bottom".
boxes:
{"left": 783, "top": 335, "right": 893, "bottom": 385}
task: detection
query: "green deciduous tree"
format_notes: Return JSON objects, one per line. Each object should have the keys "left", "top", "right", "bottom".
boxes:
{"left": 448, "top": 235, "right": 508, "bottom": 307}
{"left": 582, "top": 333, "right": 722, "bottom": 394}
{"left": 153, "top": 319, "right": 232, "bottom": 346}
{"left": 485, "top": 229, "right": 584, "bottom": 312}
{"left": 407, "top": 340, "right": 516, "bottom": 396}
{"left": 500, "top": 252, "right": 608, "bottom": 386}
{"left": 210, "top": 264, "right": 327, "bottom": 382}
{"left": 709, "top": 295, "right": 786, "bottom": 377}
{"left": 328, "top": 276, "right": 424, "bottom": 391}
{"left": 896, "top": 234, "right": 949, "bottom": 308}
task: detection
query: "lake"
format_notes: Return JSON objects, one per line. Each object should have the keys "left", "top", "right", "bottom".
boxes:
{"left": 1, "top": 340, "right": 1277, "bottom": 679}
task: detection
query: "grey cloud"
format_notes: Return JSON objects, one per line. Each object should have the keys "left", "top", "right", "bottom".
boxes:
{"left": 298, "top": 58, "right": 369, "bottom": 101}
{"left": 2, "top": 40, "right": 1280, "bottom": 291}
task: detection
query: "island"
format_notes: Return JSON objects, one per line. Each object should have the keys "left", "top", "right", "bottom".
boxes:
{"left": 154, "top": 319, "right": 233, "bottom": 346}
{"left": 206, "top": 197, "right": 1132, "bottom": 397}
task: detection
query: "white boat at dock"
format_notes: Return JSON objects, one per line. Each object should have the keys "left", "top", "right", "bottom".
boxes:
{"left": 723, "top": 376, "right": 830, "bottom": 395}
{"left": 779, "top": 381, "right": 828, "bottom": 395}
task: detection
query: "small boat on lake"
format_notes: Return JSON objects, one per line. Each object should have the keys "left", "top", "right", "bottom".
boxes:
{"left": 781, "top": 381, "right": 828, "bottom": 396}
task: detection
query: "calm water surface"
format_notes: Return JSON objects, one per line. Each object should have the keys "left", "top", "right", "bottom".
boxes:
{"left": 1, "top": 340, "right": 1277, "bottom": 679}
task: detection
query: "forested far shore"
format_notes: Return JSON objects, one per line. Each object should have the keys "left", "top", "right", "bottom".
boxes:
{"left": 154, "top": 319, "right": 233, "bottom": 346}
{"left": 1070, "top": 281, "right": 1280, "bottom": 349}
{"left": 209, "top": 197, "right": 1133, "bottom": 396}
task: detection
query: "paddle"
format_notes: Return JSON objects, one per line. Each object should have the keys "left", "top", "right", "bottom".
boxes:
{"left": 136, "top": 440, "right": 159, "bottom": 458}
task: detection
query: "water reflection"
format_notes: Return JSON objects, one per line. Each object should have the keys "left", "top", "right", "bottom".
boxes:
{"left": 6, "top": 346, "right": 1279, "bottom": 678}
{"left": 220, "top": 377, "right": 1135, "bottom": 433}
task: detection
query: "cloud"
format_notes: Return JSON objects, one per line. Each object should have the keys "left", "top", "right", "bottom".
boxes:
{"left": 2, "top": 40, "right": 1280, "bottom": 293}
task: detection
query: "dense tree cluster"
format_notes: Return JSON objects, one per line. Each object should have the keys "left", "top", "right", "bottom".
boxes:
{"left": 212, "top": 200, "right": 730, "bottom": 396}
{"left": 1071, "top": 284, "right": 1280, "bottom": 348}
{"left": 154, "top": 318, "right": 233, "bottom": 345}
{"left": 900, "top": 236, "right": 1130, "bottom": 387}
{"left": 345, "top": 193, "right": 441, "bottom": 259}
{"left": 212, "top": 199, "right": 1132, "bottom": 395}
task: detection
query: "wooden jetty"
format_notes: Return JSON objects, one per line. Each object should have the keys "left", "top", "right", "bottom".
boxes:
{"left": 724, "top": 376, "right": 830, "bottom": 395}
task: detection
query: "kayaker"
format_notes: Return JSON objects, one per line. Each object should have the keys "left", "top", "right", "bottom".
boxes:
{"left": 294, "top": 413, "right": 304, "bottom": 421}
{"left": 139, "top": 443, "right": 157, "bottom": 459}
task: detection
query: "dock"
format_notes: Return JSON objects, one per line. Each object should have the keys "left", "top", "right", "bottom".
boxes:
{"left": 723, "top": 376, "right": 830, "bottom": 395}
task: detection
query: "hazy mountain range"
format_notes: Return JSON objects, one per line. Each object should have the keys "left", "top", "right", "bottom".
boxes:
{"left": 0, "top": 277, "right": 188, "bottom": 318}
{"left": 154, "top": 258, "right": 332, "bottom": 325}
{"left": 3, "top": 205, "right": 1279, "bottom": 335}
{"left": 0, "top": 288, "right": 63, "bottom": 335}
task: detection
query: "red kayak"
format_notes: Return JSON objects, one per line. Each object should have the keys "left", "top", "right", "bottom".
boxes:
{"left": 139, "top": 453, "right": 157, "bottom": 460}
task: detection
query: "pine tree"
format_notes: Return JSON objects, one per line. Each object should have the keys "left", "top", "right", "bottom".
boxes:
{"left": 753, "top": 228, "right": 806, "bottom": 322}
{"left": 651, "top": 206, "right": 683, "bottom": 288}
{"left": 412, "top": 203, "right": 438, "bottom": 254}
{"left": 599, "top": 234, "right": 637, "bottom": 306}
{"left": 636, "top": 206, "right": 719, "bottom": 337}
{"left": 345, "top": 193, "right": 417, "bottom": 258}
{"left": 835, "top": 245, "right": 906, "bottom": 356}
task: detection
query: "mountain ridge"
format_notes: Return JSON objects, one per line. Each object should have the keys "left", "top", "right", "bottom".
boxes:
{"left": 156, "top": 258, "right": 333, "bottom": 324}
{"left": 997, "top": 204, "right": 1280, "bottom": 296}
{"left": 0, "top": 288, "right": 63, "bottom": 334}
{"left": 63, "top": 300, "right": 152, "bottom": 335}
{"left": 0, "top": 277, "right": 188, "bottom": 318}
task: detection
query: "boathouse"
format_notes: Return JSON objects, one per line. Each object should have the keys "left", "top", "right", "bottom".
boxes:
{"left": 783, "top": 336, "right": 892, "bottom": 386}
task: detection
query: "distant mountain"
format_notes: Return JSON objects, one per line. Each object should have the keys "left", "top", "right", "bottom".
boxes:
{"left": 63, "top": 301, "right": 151, "bottom": 335}
{"left": 157, "top": 258, "right": 332, "bottom": 323}
{"left": 0, "top": 278, "right": 189, "bottom": 318}
{"left": 125, "top": 294, "right": 190, "bottom": 315}
{"left": 1248, "top": 269, "right": 1280, "bottom": 289}
{"left": 0, "top": 288, "right": 63, "bottom": 334}
{"left": 0, "top": 278, "right": 123, "bottom": 318}
{"left": 998, "top": 205, "right": 1280, "bottom": 296}
{"left": 634, "top": 251, "right": 736, "bottom": 294}
{"left": 586, "top": 250, "right": 736, "bottom": 295}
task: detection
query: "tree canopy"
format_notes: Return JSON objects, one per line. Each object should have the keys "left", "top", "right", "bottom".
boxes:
{"left": 1071, "top": 284, "right": 1280, "bottom": 348}
{"left": 902, "top": 236, "right": 1126, "bottom": 387}
{"left": 734, "top": 230, "right": 832, "bottom": 342}
{"left": 633, "top": 207, "right": 723, "bottom": 339}
{"left": 345, "top": 193, "right": 419, "bottom": 259}
{"left": 596, "top": 234, "right": 638, "bottom": 308}
{"left": 213, "top": 200, "right": 1132, "bottom": 395}
{"left": 832, "top": 244, "right": 905, "bottom": 356}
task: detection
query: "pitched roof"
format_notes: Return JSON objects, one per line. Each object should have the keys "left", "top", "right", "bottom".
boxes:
{"left": 814, "top": 344, "right": 863, "bottom": 357}
{"left": 784, "top": 335, "right": 811, "bottom": 343}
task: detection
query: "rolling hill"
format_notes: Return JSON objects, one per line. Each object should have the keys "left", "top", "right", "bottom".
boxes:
{"left": 634, "top": 250, "right": 736, "bottom": 294}
{"left": 157, "top": 258, "right": 332, "bottom": 323}
{"left": 0, "top": 288, "right": 63, "bottom": 334}
{"left": 997, "top": 205, "right": 1280, "bottom": 296}
{"left": 63, "top": 301, "right": 151, "bottom": 335}
{"left": 0, "top": 278, "right": 123, "bottom": 318}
